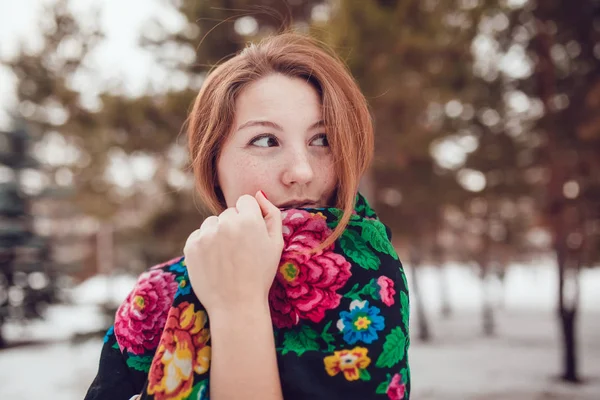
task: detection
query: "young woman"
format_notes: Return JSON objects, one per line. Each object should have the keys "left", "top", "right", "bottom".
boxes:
{"left": 85, "top": 32, "right": 410, "bottom": 400}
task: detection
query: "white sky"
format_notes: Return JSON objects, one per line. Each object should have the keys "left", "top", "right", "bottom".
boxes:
{"left": 0, "top": 0, "right": 187, "bottom": 189}
{"left": 0, "top": 0, "right": 184, "bottom": 128}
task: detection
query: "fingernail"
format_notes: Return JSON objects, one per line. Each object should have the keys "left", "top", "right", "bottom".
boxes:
{"left": 260, "top": 190, "right": 268, "bottom": 200}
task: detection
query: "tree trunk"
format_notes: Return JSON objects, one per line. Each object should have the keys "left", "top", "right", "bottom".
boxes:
{"left": 482, "top": 296, "right": 495, "bottom": 336}
{"left": 560, "top": 308, "right": 578, "bottom": 382}
{"left": 409, "top": 247, "right": 431, "bottom": 342}
{"left": 439, "top": 264, "right": 452, "bottom": 318}
{"left": 556, "top": 244, "right": 581, "bottom": 382}
{"left": 433, "top": 242, "right": 452, "bottom": 319}
{"left": 477, "top": 225, "right": 495, "bottom": 336}
{"left": 496, "top": 268, "right": 506, "bottom": 310}
{"left": 480, "top": 268, "right": 495, "bottom": 336}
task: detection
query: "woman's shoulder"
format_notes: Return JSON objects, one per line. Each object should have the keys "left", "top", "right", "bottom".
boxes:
{"left": 148, "top": 255, "right": 187, "bottom": 272}
{"left": 112, "top": 255, "right": 187, "bottom": 356}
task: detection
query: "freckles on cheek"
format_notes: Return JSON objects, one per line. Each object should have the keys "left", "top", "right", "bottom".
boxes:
{"left": 322, "top": 160, "right": 337, "bottom": 184}
{"left": 229, "top": 158, "right": 272, "bottom": 193}
{"left": 249, "top": 165, "right": 276, "bottom": 190}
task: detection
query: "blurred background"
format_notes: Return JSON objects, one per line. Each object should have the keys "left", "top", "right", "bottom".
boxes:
{"left": 0, "top": 0, "right": 599, "bottom": 399}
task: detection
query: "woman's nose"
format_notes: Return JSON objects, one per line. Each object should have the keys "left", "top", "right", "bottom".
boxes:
{"left": 282, "top": 150, "right": 314, "bottom": 186}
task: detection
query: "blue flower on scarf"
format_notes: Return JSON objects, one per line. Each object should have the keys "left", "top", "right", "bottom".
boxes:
{"left": 103, "top": 326, "right": 114, "bottom": 343}
{"left": 168, "top": 259, "right": 191, "bottom": 298}
{"left": 168, "top": 260, "right": 187, "bottom": 274}
{"left": 174, "top": 276, "right": 192, "bottom": 298}
{"left": 337, "top": 300, "right": 385, "bottom": 344}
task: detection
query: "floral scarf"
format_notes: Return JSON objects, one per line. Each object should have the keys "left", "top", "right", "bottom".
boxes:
{"left": 84, "top": 193, "right": 410, "bottom": 400}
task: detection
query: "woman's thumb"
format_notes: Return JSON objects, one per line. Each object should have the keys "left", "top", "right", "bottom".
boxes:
{"left": 255, "top": 191, "right": 283, "bottom": 240}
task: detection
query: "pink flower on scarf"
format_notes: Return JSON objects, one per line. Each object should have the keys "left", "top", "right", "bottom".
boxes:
{"left": 114, "top": 269, "right": 179, "bottom": 355}
{"left": 269, "top": 210, "right": 352, "bottom": 328}
{"left": 377, "top": 275, "right": 396, "bottom": 306}
{"left": 387, "top": 373, "right": 406, "bottom": 400}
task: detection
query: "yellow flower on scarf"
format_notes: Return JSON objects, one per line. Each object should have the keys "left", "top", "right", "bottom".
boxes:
{"left": 324, "top": 346, "right": 371, "bottom": 381}
{"left": 147, "top": 302, "right": 211, "bottom": 400}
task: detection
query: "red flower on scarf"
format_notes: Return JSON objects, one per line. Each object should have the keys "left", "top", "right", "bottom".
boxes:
{"left": 377, "top": 275, "right": 396, "bottom": 306}
{"left": 114, "top": 269, "right": 179, "bottom": 355}
{"left": 269, "top": 210, "right": 352, "bottom": 328}
{"left": 387, "top": 373, "right": 407, "bottom": 400}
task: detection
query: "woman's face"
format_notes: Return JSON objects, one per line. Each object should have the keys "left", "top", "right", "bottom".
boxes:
{"left": 216, "top": 74, "right": 337, "bottom": 209}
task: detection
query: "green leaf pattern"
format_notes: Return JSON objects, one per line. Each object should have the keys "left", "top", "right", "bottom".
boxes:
{"left": 375, "top": 376, "right": 391, "bottom": 394}
{"left": 340, "top": 229, "right": 381, "bottom": 270}
{"left": 400, "top": 291, "right": 410, "bottom": 330}
{"left": 375, "top": 327, "right": 407, "bottom": 368}
{"left": 126, "top": 354, "right": 153, "bottom": 372}
{"left": 281, "top": 325, "right": 320, "bottom": 356}
{"left": 343, "top": 279, "right": 379, "bottom": 301}
{"left": 358, "top": 220, "right": 399, "bottom": 260}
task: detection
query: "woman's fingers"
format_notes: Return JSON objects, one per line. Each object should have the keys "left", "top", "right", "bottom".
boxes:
{"left": 216, "top": 206, "right": 239, "bottom": 228}
{"left": 235, "top": 194, "right": 262, "bottom": 219}
{"left": 199, "top": 215, "right": 219, "bottom": 235}
{"left": 185, "top": 216, "right": 218, "bottom": 252}
{"left": 255, "top": 190, "right": 283, "bottom": 241}
{"left": 188, "top": 194, "right": 281, "bottom": 249}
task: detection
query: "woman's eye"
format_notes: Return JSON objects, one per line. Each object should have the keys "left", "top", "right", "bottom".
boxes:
{"left": 311, "top": 134, "right": 329, "bottom": 147}
{"left": 251, "top": 135, "right": 279, "bottom": 147}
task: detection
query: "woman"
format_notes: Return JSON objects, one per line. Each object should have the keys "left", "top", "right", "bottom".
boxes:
{"left": 85, "top": 32, "right": 410, "bottom": 400}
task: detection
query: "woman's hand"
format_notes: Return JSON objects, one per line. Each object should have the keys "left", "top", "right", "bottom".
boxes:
{"left": 183, "top": 190, "right": 284, "bottom": 315}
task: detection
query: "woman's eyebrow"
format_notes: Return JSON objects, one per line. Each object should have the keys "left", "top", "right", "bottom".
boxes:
{"left": 237, "top": 119, "right": 283, "bottom": 131}
{"left": 236, "top": 119, "right": 325, "bottom": 131}
{"left": 309, "top": 120, "right": 325, "bottom": 130}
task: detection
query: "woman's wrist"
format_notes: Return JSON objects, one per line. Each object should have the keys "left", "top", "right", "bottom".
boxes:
{"left": 207, "top": 297, "right": 282, "bottom": 399}
{"left": 207, "top": 299, "right": 272, "bottom": 330}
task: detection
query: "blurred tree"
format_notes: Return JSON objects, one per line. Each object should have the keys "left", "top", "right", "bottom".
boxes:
{"left": 0, "top": 126, "right": 58, "bottom": 347}
{"left": 2, "top": 0, "right": 107, "bottom": 281}
{"left": 455, "top": 0, "right": 600, "bottom": 377}
{"left": 457, "top": 3, "right": 538, "bottom": 336}
{"left": 517, "top": 0, "right": 600, "bottom": 383}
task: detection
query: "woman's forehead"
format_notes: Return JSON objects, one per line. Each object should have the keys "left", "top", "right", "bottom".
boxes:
{"left": 233, "top": 75, "right": 323, "bottom": 130}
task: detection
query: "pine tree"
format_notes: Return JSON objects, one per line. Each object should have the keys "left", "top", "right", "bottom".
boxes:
{"left": 0, "top": 125, "right": 58, "bottom": 347}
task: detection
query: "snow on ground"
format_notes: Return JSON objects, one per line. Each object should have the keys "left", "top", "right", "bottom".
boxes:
{"left": 1, "top": 264, "right": 599, "bottom": 399}
{"left": 69, "top": 274, "right": 139, "bottom": 306}
{"left": 2, "top": 304, "right": 107, "bottom": 343}
{"left": 2, "top": 273, "right": 137, "bottom": 343}
{"left": 409, "top": 309, "right": 600, "bottom": 399}
{"left": 0, "top": 339, "right": 102, "bottom": 400}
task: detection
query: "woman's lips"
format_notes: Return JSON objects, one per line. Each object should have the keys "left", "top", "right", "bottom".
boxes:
{"left": 278, "top": 202, "right": 318, "bottom": 209}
